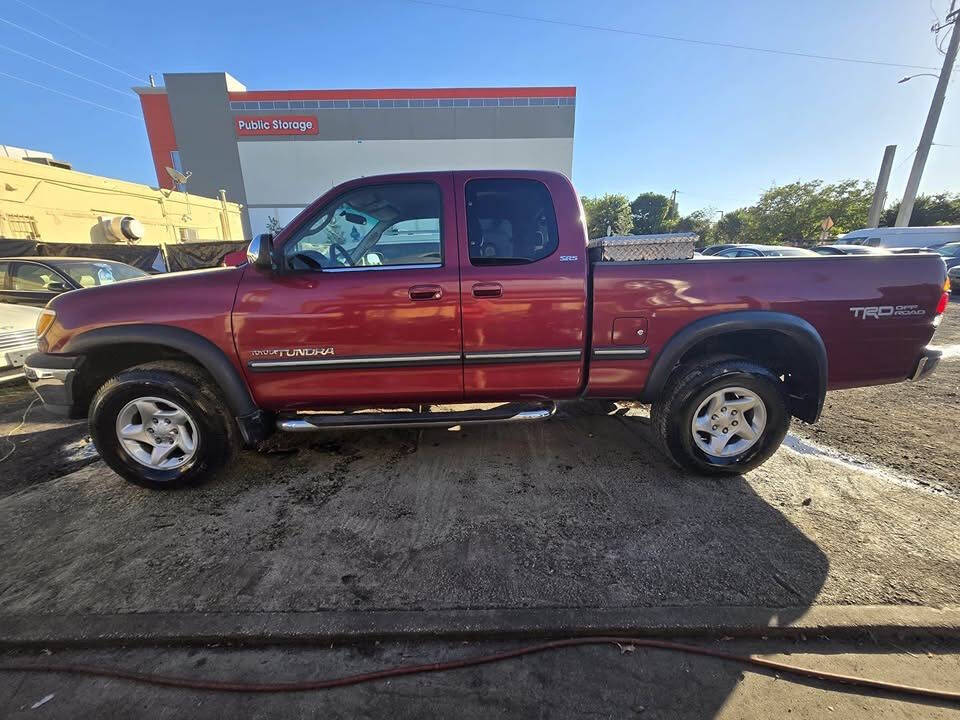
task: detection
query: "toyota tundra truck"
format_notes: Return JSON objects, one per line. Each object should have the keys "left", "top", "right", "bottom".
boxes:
{"left": 23, "top": 171, "right": 949, "bottom": 489}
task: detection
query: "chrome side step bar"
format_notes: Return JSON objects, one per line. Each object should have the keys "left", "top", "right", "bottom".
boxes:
{"left": 277, "top": 401, "right": 557, "bottom": 432}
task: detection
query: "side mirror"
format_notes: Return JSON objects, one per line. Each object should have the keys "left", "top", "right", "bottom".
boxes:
{"left": 247, "top": 233, "right": 275, "bottom": 269}
{"left": 45, "top": 281, "right": 68, "bottom": 292}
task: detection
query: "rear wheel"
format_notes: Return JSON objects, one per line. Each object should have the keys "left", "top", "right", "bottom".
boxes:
{"left": 89, "top": 361, "right": 237, "bottom": 489}
{"left": 650, "top": 357, "right": 789, "bottom": 475}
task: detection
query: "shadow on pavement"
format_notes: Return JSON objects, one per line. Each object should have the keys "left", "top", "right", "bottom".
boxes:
{"left": 0, "top": 402, "right": 830, "bottom": 718}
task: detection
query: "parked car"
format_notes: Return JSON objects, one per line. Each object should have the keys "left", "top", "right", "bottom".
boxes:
{"left": 0, "top": 257, "right": 148, "bottom": 307}
{"left": 813, "top": 245, "right": 890, "bottom": 256}
{"left": 949, "top": 265, "right": 960, "bottom": 294}
{"left": 714, "top": 244, "right": 819, "bottom": 258}
{"left": 222, "top": 248, "right": 248, "bottom": 267}
{"left": 700, "top": 243, "right": 739, "bottom": 256}
{"left": 0, "top": 303, "right": 40, "bottom": 383}
{"left": 934, "top": 242, "right": 960, "bottom": 271}
{"left": 838, "top": 225, "right": 960, "bottom": 250}
{"left": 24, "top": 170, "right": 948, "bottom": 489}
{"left": 888, "top": 248, "right": 931, "bottom": 255}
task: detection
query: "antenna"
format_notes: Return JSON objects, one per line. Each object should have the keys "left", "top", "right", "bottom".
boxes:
{"left": 164, "top": 167, "right": 193, "bottom": 224}
{"left": 165, "top": 166, "right": 192, "bottom": 185}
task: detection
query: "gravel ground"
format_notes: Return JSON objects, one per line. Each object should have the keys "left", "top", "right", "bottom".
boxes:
{"left": 792, "top": 297, "right": 960, "bottom": 494}
{"left": 1, "top": 401, "right": 958, "bottom": 616}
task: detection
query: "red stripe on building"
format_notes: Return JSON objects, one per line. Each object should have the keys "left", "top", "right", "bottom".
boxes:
{"left": 138, "top": 93, "right": 178, "bottom": 190}
{"left": 228, "top": 87, "right": 576, "bottom": 101}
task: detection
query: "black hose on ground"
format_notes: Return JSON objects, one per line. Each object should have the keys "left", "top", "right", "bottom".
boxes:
{"left": 1, "top": 635, "right": 958, "bottom": 703}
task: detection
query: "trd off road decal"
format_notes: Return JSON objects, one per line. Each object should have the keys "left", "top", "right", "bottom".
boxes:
{"left": 849, "top": 305, "right": 926, "bottom": 319}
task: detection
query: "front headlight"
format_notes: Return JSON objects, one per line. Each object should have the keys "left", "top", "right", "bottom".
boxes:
{"left": 36, "top": 308, "right": 56, "bottom": 338}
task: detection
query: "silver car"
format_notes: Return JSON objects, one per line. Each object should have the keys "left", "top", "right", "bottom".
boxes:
{"left": 0, "top": 303, "right": 40, "bottom": 383}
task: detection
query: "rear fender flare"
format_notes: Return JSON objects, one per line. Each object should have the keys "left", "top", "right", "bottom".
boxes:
{"left": 640, "top": 310, "right": 828, "bottom": 422}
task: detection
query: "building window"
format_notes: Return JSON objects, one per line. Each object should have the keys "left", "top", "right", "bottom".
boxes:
{"left": 168, "top": 151, "right": 186, "bottom": 191}
{"left": 6, "top": 214, "right": 40, "bottom": 239}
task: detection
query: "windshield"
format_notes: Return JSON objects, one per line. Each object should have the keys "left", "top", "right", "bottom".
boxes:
{"left": 936, "top": 243, "right": 960, "bottom": 257}
{"left": 55, "top": 261, "right": 147, "bottom": 287}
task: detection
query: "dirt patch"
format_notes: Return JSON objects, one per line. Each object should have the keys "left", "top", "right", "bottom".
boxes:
{"left": 0, "top": 384, "right": 95, "bottom": 498}
{"left": 792, "top": 301, "right": 960, "bottom": 494}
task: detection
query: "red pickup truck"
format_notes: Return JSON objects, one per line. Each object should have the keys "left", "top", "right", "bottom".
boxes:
{"left": 25, "top": 171, "right": 948, "bottom": 489}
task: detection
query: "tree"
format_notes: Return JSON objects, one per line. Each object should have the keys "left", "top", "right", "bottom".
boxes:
{"left": 728, "top": 179, "right": 874, "bottom": 245}
{"left": 265, "top": 215, "right": 284, "bottom": 234}
{"left": 714, "top": 210, "right": 746, "bottom": 244}
{"left": 880, "top": 192, "right": 960, "bottom": 227}
{"left": 673, "top": 209, "right": 718, "bottom": 244}
{"left": 581, "top": 194, "right": 632, "bottom": 239}
{"left": 630, "top": 192, "right": 677, "bottom": 234}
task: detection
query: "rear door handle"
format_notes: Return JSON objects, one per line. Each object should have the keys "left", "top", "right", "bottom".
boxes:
{"left": 409, "top": 284, "right": 443, "bottom": 301}
{"left": 472, "top": 282, "right": 503, "bottom": 298}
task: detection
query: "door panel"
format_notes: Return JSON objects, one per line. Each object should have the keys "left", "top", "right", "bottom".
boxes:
{"left": 233, "top": 174, "right": 463, "bottom": 409}
{"left": 455, "top": 172, "right": 588, "bottom": 399}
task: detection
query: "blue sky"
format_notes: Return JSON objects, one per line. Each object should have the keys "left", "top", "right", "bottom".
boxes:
{"left": 0, "top": 0, "right": 956, "bottom": 216}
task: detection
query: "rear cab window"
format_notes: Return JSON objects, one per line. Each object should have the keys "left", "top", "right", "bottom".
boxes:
{"left": 465, "top": 179, "right": 559, "bottom": 265}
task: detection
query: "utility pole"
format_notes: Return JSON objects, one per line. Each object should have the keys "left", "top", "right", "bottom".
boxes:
{"left": 868, "top": 145, "right": 897, "bottom": 227}
{"left": 896, "top": 2, "right": 959, "bottom": 226}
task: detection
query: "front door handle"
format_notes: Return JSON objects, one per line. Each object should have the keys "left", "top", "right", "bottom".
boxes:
{"left": 472, "top": 282, "right": 503, "bottom": 298}
{"left": 409, "top": 284, "right": 443, "bottom": 301}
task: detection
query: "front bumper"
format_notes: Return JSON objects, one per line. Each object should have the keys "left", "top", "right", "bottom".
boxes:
{"left": 909, "top": 346, "right": 941, "bottom": 382}
{"left": 23, "top": 352, "right": 82, "bottom": 416}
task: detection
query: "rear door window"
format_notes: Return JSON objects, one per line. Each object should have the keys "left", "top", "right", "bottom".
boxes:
{"left": 465, "top": 179, "right": 559, "bottom": 265}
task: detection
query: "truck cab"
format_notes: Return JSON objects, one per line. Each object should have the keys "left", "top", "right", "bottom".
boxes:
{"left": 235, "top": 171, "right": 588, "bottom": 408}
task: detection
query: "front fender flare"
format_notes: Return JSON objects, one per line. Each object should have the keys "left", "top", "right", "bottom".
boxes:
{"left": 62, "top": 324, "right": 258, "bottom": 419}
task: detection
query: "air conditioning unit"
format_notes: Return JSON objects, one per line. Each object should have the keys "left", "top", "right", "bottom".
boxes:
{"left": 100, "top": 215, "right": 145, "bottom": 243}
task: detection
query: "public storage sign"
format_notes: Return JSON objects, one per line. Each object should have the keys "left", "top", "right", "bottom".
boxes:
{"left": 235, "top": 116, "right": 319, "bottom": 136}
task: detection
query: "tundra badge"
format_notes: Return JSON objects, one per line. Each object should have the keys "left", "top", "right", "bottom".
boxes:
{"left": 250, "top": 347, "right": 336, "bottom": 358}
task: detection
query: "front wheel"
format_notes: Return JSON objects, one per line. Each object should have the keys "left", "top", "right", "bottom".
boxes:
{"left": 89, "top": 361, "right": 238, "bottom": 489}
{"left": 650, "top": 357, "right": 789, "bottom": 475}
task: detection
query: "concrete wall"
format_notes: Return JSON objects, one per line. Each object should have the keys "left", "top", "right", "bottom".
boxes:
{"left": 163, "top": 73, "right": 251, "bottom": 237}
{"left": 0, "top": 157, "right": 244, "bottom": 244}
{"left": 154, "top": 73, "right": 576, "bottom": 236}
{"left": 240, "top": 137, "right": 574, "bottom": 232}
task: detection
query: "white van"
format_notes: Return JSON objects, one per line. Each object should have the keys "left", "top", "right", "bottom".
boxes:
{"left": 838, "top": 225, "right": 960, "bottom": 250}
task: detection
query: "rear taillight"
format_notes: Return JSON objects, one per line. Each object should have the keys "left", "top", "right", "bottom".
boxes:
{"left": 937, "top": 292, "right": 949, "bottom": 316}
{"left": 934, "top": 278, "right": 950, "bottom": 323}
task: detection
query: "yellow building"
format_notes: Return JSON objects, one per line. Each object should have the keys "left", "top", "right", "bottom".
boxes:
{"left": 0, "top": 147, "right": 244, "bottom": 245}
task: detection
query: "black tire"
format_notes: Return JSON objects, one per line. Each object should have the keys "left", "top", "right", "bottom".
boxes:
{"left": 650, "top": 356, "right": 789, "bottom": 476}
{"left": 89, "top": 360, "right": 238, "bottom": 489}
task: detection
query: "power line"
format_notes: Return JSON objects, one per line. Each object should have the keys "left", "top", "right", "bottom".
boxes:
{"left": 0, "top": 15, "right": 147, "bottom": 84}
{"left": 0, "top": 43, "right": 135, "bottom": 99}
{"left": 9, "top": 0, "right": 113, "bottom": 51}
{"left": 400, "top": 0, "right": 941, "bottom": 71}
{"left": 892, "top": 146, "right": 919, "bottom": 175}
{"left": 0, "top": 70, "right": 139, "bottom": 119}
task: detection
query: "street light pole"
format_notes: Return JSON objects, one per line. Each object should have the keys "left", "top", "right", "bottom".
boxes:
{"left": 895, "top": 2, "right": 959, "bottom": 226}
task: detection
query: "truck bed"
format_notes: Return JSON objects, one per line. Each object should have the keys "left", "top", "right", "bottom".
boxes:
{"left": 588, "top": 253, "right": 947, "bottom": 397}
